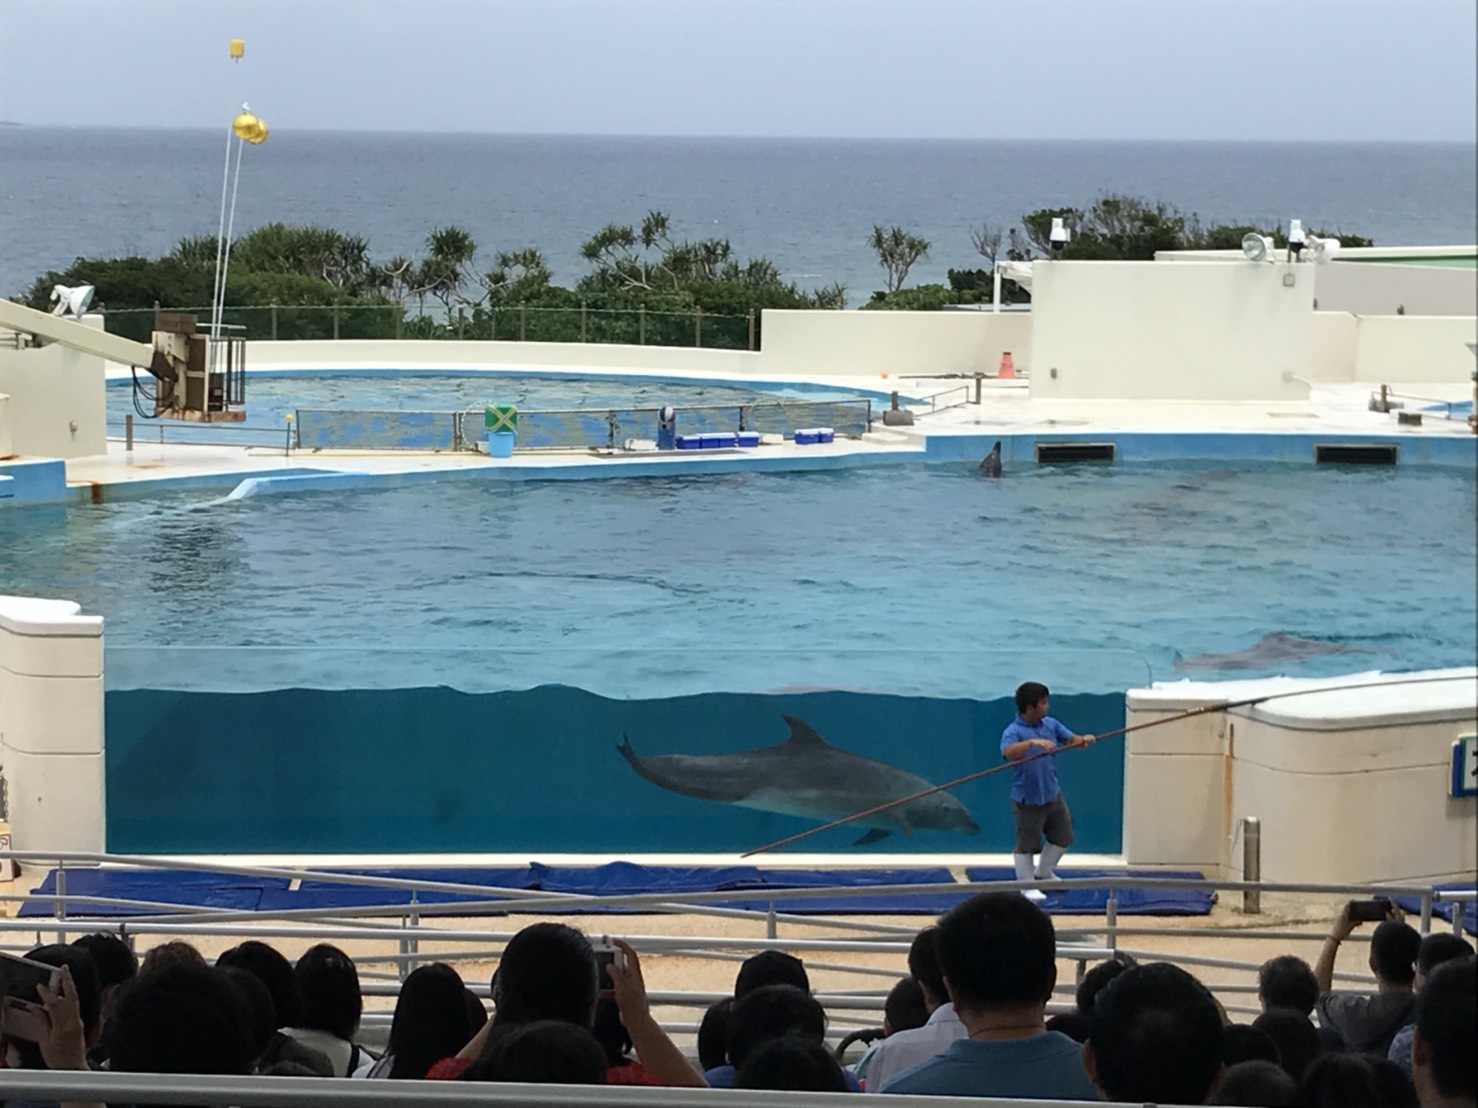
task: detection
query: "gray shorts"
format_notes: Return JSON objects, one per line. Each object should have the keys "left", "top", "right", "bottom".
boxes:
{"left": 1012, "top": 793, "right": 1074, "bottom": 854}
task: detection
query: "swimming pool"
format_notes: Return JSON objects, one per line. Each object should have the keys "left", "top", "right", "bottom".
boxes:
{"left": 6, "top": 460, "right": 1473, "bottom": 854}
{"left": 106, "top": 371, "right": 873, "bottom": 447}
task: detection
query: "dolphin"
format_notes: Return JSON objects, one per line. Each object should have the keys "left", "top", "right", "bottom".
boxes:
{"left": 618, "top": 715, "right": 980, "bottom": 846}
{"left": 978, "top": 441, "right": 1003, "bottom": 477}
{"left": 1173, "top": 632, "right": 1381, "bottom": 672}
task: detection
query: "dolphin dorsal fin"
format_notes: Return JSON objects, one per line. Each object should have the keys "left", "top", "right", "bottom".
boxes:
{"left": 781, "top": 715, "right": 829, "bottom": 746}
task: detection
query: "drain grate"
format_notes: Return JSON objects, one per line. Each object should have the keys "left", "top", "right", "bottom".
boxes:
{"left": 1036, "top": 442, "right": 1116, "bottom": 464}
{"left": 1314, "top": 443, "right": 1399, "bottom": 466}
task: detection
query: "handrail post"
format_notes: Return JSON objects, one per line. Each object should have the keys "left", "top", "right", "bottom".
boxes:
{"left": 331, "top": 300, "right": 340, "bottom": 341}
{"left": 125, "top": 414, "right": 134, "bottom": 453}
{"left": 747, "top": 309, "right": 756, "bottom": 351}
{"left": 1105, "top": 886, "right": 1119, "bottom": 957}
{"left": 55, "top": 862, "right": 67, "bottom": 945}
{"left": 638, "top": 303, "right": 646, "bottom": 346}
{"left": 394, "top": 305, "right": 403, "bottom": 340}
{"left": 694, "top": 305, "right": 702, "bottom": 348}
{"left": 270, "top": 303, "right": 278, "bottom": 341}
{"left": 767, "top": 901, "right": 778, "bottom": 941}
{"left": 518, "top": 302, "right": 526, "bottom": 342}
{"left": 580, "top": 301, "right": 587, "bottom": 343}
{"left": 1242, "top": 816, "right": 1262, "bottom": 914}
{"left": 1420, "top": 888, "right": 1433, "bottom": 935}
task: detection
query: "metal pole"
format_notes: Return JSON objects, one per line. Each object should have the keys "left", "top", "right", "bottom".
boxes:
{"left": 1242, "top": 816, "right": 1262, "bottom": 914}
{"left": 518, "top": 302, "right": 526, "bottom": 342}
{"left": 271, "top": 304, "right": 278, "bottom": 341}
{"left": 125, "top": 414, "right": 134, "bottom": 453}
{"left": 694, "top": 306, "right": 702, "bottom": 348}
{"left": 285, "top": 414, "right": 293, "bottom": 458}
{"left": 457, "top": 307, "right": 466, "bottom": 341}
{"left": 332, "top": 301, "right": 340, "bottom": 341}
{"left": 993, "top": 267, "right": 1002, "bottom": 312}
{"left": 1420, "top": 889, "right": 1433, "bottom": 935}
{"left": 747, "top": 309, "right": 756, "bottom": 351}
{"left": 1105, "top": 887, "right": 1118, "bottom": 957}
{"left": 766, "top": 902, "right": 777, "bottom": 941}
{"left": 580, "top": 301, "right": 587, "bottom": 343}
{"left": 638, "top": 303, "right": 646, "bottom": 346}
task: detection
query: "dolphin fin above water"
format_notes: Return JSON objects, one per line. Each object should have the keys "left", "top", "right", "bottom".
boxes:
{"left": 978, "top": 440, "right": 1003, "bottom": 478}
{"left": 618, "top": 716, "right": 980, "bottom": 844}
{"left": 1172, "top": 632, "right": 1382, "bottom": 671}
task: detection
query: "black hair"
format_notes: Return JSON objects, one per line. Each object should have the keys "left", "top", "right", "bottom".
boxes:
{"left": 1221, "top": 1022, "right": 1281, "bottom": 1067}
{"left": 1076, "top": 955, "right": 1135, "bottom": 1015}
{"left": 936, "top": 891, "right": 1056, "bottom": 1010}
{"left": 1210, "top": 1059, "right": 1297, "bottom": 1107}
{"left": 1252, "top": 1007, "right": 1324, "bottom": 1082}
{"left": 220, "top": 966, "right": 278, "bottom": 1061}
{"left": 462, "top": 1020, "right": 607, "bottom": 1085}
{"left": 1370, "top": 919, "right": 1421, "bottom": 986}
{"left": 140, "top": 941, "right": 206, "bottom": 973}
{"left": 386, "top": 962, "right": 471, "bottom": 1080}
{"left": 294, "top": 943, "right": 363, "bottom": 1042}
{"left": 1258, "top": 954, "right": 1319, "bottom": 1015}
{"left": 1414, "top": 955, "right": 1476, "bottom": 1101}
{"left": 463, "top": 988, "right": 488, "bottom": 1037}
{"left": 1417, "top": 932, "right": 1473, "bottom": 977}
{"left": 734, "top": 950, "right": 810, "bottom": 999}
{"left": 1294, "top": 1052, "right": 1419, "bottom": 1108}
{"left": 883, "top": 976, "right": 928, "bottom": 1035}
{"left": 590, "top": 996, "right": 633, "bottom": 1068}
{"left": 105, "top": 962, "right": 256, "bottom": 1077}
{"left": 726, "top": 984, "right": 825, "bottom": 1068}
{"left": 491, "top": 922, "right": 597, "bottom": 1028}
{"left": 71, "top": 933, "right": 138, "bottom": 991}
{"left": 25, "top": 944, "right": 102, "bottom": 1032}
{"left": 1087, "top": 962, "right": 1224, "bottom": 1106}
{"left": 1015, "top": 681, "right": 1050, "bottom": 714}
{"left": 1045, "top": 1011, "right": 1091, "bottom": 1043}
{"left": 906, "top": 927, "right": 947, "bottom": 1005}
{"left": 735, "top": 1036, "right": 848, "bottom": 1093}
{"left": 697, "top": 997, "right": 732, "bottom": 1071}
{"left": 217, "top": 940, "right": 304, "bottom": 1028}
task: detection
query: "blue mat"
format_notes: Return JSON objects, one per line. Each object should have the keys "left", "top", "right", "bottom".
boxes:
{"left": 1394, "top": 885, "right": 1477, "bottom": 937}
{"left": 964, "top": 868, "right": 1215, "bottom": 915}
{"left": 23, "top": 864, "right": 1212, "bottom": 918}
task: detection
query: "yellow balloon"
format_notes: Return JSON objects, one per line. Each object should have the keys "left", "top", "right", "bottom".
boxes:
{"left": 232, "top": 112, "right": 260, "bottom": 142}
{"left": 247, "top": 119, "right": 269, "bottom": 145}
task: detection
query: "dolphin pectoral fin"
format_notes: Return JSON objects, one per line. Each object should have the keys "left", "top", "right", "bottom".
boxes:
{"left": 853, "top": 827, "right": 891, "bottom": 846}
{"left": 781, "top": 715, "right": 829, "bottom": 747}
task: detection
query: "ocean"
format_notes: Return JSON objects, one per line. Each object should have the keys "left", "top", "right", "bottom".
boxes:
{"left": 2, "top": 129, "right": 1474, "bottom": 306}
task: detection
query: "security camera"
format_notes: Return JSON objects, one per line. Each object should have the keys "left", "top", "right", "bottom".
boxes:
{"left": 1049, "top": 217, "right": 1070, "bottom": 254}
{"left": 1306, "top": 234, "right": 1342, "bottom": 263}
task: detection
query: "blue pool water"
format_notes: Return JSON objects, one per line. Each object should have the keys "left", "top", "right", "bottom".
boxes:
{"left": 106, "top": 372, "right": 870, "bottom": 446}
{"left": 4, "top": 460, "right": 1473, "bottom": 854}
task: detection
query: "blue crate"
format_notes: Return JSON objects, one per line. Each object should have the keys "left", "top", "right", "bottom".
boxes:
{"left": 736, "top": 431, "right": 761, "bottom": 447}
{"left": 676, "top": 435, "right": 706, "bottom": 450}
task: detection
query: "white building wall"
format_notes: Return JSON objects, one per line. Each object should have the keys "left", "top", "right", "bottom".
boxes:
{"left": 1028, "top": 261, "right": 1313, "bottom": 402}
{"left": 1313, "top": 263, "right": 1477, "bottom": 317}
{"left": 1352, "top": 315, "right": 1478, "bottom": 384}
{"left": 1125, "top": 671, "right": 1477, "bottom": 883}
{"left": 758, "top": 310, "right": 1032, "bottom": 378}
{"left": 0, "top": 596, "right": 106, "bottom": 853}
{"left": 0, "top": 342, "right": 107, "bottom": 458}
{"left": 0, "top": 394, "right": 12, "bottom": 457}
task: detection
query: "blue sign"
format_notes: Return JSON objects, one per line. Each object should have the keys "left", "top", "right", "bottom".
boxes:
{"left": 1452, "top": 735, "right": 1477, "bottom": 799}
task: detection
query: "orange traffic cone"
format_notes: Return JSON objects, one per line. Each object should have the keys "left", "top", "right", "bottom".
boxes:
{"left": 997, "top": 351, "right": 1016, "bottom": 379}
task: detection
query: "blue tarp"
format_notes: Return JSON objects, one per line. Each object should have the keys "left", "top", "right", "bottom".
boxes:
{"left": 22, "top": 864, "right": 1212, "bottom": 918}
{"left": 1394, "top": 885, "right": 1477, "bottom": 937}
{"left": 964, "top": 868, "right": 1215, "bottom": 915}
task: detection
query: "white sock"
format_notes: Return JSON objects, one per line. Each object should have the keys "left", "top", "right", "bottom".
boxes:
{"left": 1036, "top": 843, "right": 1068, "bottom": 880}
{"left": 1013, "top": 853, "right": 1036, "bottom": 884}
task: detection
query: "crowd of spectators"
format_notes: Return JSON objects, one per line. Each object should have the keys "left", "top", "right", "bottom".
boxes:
{"left": 0, "top": 894, "right": 1472, "bottom": 1107}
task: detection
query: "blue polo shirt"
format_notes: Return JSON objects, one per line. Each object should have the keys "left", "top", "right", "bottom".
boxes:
{"left": 880, "top": 1032, "right": 1098, "bottom": 1099}
{"left": 1000, "top": 715, "right": 1074, "bottom": 806}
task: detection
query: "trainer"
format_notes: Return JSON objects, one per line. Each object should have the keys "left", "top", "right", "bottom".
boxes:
{"left": 1001, "top": 681, "right": 1094, "bottom": 898}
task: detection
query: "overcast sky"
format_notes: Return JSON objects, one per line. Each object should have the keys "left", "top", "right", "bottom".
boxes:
{"left": 1, "top": 0, "right": 1474, "bottom": 141}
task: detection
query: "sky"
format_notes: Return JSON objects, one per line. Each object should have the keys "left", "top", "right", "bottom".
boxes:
{"left": 0, "top": 0, "right": 1474, "bottom": 141}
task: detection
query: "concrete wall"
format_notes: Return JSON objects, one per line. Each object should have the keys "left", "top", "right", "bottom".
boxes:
{"left": 1309, "top": 312, "right": 1360, "bottom": 382}
{"left": 759, "top": 310, "right": 1032, "bottom": 378}
{"left": 1314, "top": 262, "right": 1477, "bottom": 317}
{"left": 247, "top": 339, "right": 761, "bottom": 377}
{"left": 1352, "top": 315, "right": 1478, "bottom": 384}
{"left": 0, "top": 342, "right": 107, "bottom": 458}
{"left": 1125, "top": 671, "right": 1478, "bottom": 883}
{"left": 0, "top": 596, "right": 106, "bottom": 853}
{"left": 1029, "top": 261, "right": 1312, "bottom": 401}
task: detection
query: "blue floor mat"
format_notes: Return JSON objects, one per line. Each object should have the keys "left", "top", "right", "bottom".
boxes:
{"left": 964, "top": 868, "right": 1215, "bottom": 915}
{"left": 1394, "top": 885, "right": 1477, "bottom": 937}
{"left": 22, "top": 864, "right": 1213, "bottom": 918}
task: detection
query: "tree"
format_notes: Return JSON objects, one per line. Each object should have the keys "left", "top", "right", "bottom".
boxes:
{"left": 970, "top": 222, "right": 1004, "bottom": 269}
{"left": 869, "top": 225, "right": 931, "bottom": 293}
{"left": 416, "top": 225, "right": 480, "bottom": 314}
{"left": 483, "top": 247, "right": 553, "bottom": 305}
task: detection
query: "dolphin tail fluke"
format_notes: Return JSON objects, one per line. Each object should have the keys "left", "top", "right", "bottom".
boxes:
{"left": 853, "top": 827, "right": 891, "bottom": 846}
{"left": 618, "top": 733, "right": 640, "bottom": 766}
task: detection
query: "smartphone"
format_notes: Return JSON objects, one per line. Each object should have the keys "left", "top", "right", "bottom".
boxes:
{"left": 592, "top": 937, "right": 620, "bottom": 992}
{"left": 0, "top": 951, "right": 61, "bottom": 1042}
{"left": 1347, "top": 898, "right": 1393, "bottom": 923}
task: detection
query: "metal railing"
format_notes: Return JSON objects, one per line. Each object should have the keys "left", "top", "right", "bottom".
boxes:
{"left": 290, "top": 398, "right": 874, "bottom": 452}
{"left": 101, "top": 303, "right": 759, "bottom": 350}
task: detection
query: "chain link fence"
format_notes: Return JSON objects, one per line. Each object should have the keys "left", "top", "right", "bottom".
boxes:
{"left": 102, "top": 304, "right": 757, "bottom": 349}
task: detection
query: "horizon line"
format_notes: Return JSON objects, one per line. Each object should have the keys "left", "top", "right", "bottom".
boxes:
{"left": 2, "top": 122, "right": 1475, "bottom": 146}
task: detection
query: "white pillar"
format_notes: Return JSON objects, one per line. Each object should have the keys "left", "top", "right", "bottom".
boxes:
{"left": 0, "top": 596, "right": 106, "bottom": 853}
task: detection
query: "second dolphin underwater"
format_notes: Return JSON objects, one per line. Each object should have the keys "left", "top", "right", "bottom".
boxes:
{"left": 618, "top": 714, "right": 980, "bottom": 845}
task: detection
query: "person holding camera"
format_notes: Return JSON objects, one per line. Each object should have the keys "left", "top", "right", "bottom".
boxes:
{"left": 1314, "top": 900, "right": 1421, "bottom": 1055}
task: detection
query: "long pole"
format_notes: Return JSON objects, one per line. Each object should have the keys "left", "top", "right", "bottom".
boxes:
{"left": 740, "top": 673, "right": 1471, "bottom": 858}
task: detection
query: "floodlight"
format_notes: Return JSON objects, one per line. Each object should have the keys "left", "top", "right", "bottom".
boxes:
{"left": 1049, "top": 217, "right": 1070, "bottom": 254}
{"left": 1306, "top": 234, "right": 1342, "bottom": 263}
{"left": 1241, "top": 233, "right": 1274, "bottom": 262}
{"left": 49, "top": 284, "right": 95, "bottom": 318}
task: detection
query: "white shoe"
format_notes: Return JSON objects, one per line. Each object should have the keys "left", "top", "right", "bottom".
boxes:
{"left": 1035, "top": 871, "right": 1060, "bottom": 882}
{"left": 1022, "top": 888, "right": 1047, "bottom": 902}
